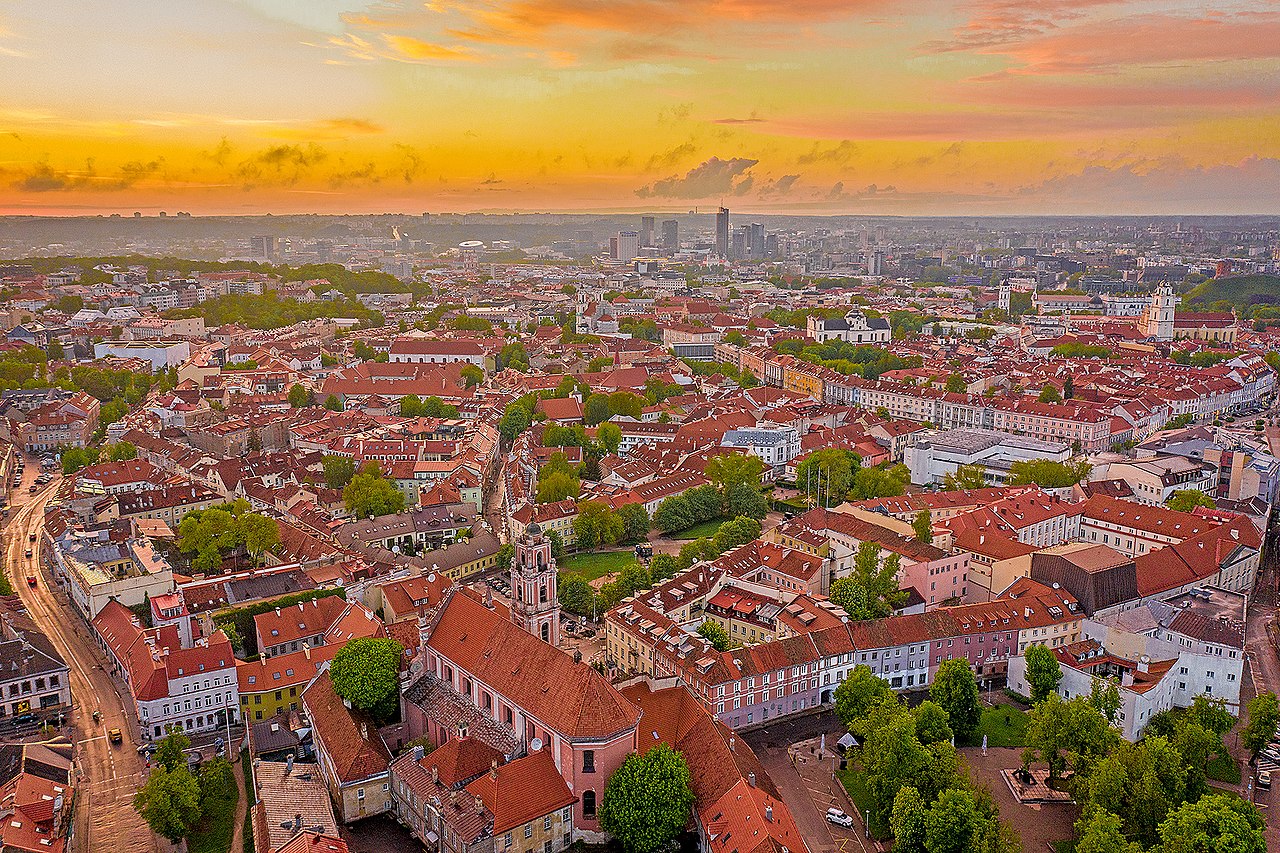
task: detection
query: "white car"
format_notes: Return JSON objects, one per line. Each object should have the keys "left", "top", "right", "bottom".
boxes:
{"left": 825, "top": 808, "right": 854, "bottom": 829}
{"left": 1259, "top": 769, "right": 1272, "bottom": 790}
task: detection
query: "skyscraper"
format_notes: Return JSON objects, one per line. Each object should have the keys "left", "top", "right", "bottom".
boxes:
{"left": 716, "top": 207, "right": 730, "bottom": 259}
{"left": 640, "top": 216, "right": 655, "bottom": 247}
{"left": 749, "top": 223, "right": 766, "bottom": 260}
{"left": 662, "top": 219, "right": 679, "bottom": 251}
{"left": 614, "top": 230, "right": 639, "bottom": 261}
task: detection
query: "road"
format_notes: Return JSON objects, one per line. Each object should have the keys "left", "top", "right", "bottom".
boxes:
{"left": 1242, "top": 505, "right": 1280, "bottom": 849}
{"left": 7, "top": 468, "right": 159, "bottom": 853}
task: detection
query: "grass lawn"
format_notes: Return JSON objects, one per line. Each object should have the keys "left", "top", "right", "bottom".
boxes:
{"left": 188, "top": 772, "right": 239, "bottom": 853}
{"left": 669, "top": 518, "right": 728, "bottom": 540}
{"left": 1206, "top": 752, "right": 1242, "bottom": 785}
{"left": 968, "top": 705, "right": 1029, "bottom": 748}
{"left": 835, "top": 765, "right": 891, "bottom": 840}
{"left": 558, "top": 550, "right": 639, "bottom": 582}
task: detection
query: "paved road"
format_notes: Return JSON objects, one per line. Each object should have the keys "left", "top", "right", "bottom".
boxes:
{"left": 7, "top": 472, "right": 159, "bottom": 853}
{"left": 1242, "top": 510, "right": 1280, "bottom": 848}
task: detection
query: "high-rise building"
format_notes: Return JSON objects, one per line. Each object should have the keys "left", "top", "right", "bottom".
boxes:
{"left": 867, "top": 248, "right": 886, "bottom": 276}
{"left": 662, "top": 219, "right": 679, "bottom": 251}
{"left": 749, "top": 223, "right": 766, "bottom": 260}
{"left": 731, "top": 229, "right": 747, "bottom": 261}
{"left": 249, "top": 236, "right": 275, "bottom": 260}
{"left": 640, "top": 216, "right": 655, "bottom": 248}
{"left": 715, "top": 207, "right": 730, "bottom": 259}
{"left": 614, "top": 230, "right": 639, "bottom": 261}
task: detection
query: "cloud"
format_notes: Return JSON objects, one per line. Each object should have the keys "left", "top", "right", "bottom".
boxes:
{"left": 10, "top": 158, "right": 162, "bottom": 192}
{"left": 635, "top": 155, "right": 758, "bottom": 198}
{"left": 318, "top": 117, "right": 385, "bottom": 135}
{"left": 714, "top": 112, "right": 766, "bottom": 125}
{"left": 644, "top": 142, "right": 697, "bottom": 172}
{"left": 1015, "top": 156, "right": 1280, "bottom": 211}
{"left": 756, "top": 173, "right": 799, "bottom": 198}
{"left": 920, "top": 0, "right": 1124, "bottom": 53}
{"left": 797, "top": 140, "right": 858, "bottom": 165}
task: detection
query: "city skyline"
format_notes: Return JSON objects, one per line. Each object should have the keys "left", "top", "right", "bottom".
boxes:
{"left": 2, "top": 0, "right": 1279, "bottom": 216}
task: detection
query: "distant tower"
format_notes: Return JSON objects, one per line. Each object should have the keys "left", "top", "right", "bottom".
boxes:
{"left": 640, "top": 216, "right": 655, "bottom": 248}
{"left": 998, "top": 281, "right": 1012, "bottom": 313}
{"left": 1145, "top": 282, "right": 1176, "bottom": 341}
{"left": 510, "top": 523, "right": 560, "bottom": 646}
{"left": 715, "top": 207, "right": 730, "bottom": 259}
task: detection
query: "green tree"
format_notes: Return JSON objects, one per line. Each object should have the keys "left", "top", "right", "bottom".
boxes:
{"left": 583, "top": 393, "right": 611, "bottom": 426}
{"left": 617, "top": 503, "right": 650, "bottom": 544}
{"left": 1088, "top": 678, "right": 1121, "bottom": 724}
{"left": 1023, "top": 644, "right": 1063, "bottom": 704}
{"left": 930, "top": 659, "right": 981, "bottom": 743}
{"left": 653, "top": 496, "right": 693, "bottom": 533}
{"left": 460, "top": 364, "right": 484, "bottom": 388}
{"left": 698, "top": 620, "right": 731, "bottom": 651}
{"left": 835, "top": 542, "right": 907, "bottom": 620}
{"left": 796, "top": 447, "right": 857, "bottom": 505}
{"left": 1241, "top": 691, "right": 1279, "bottom": 758}
{"left": 944, "top": 374, "right": 966, "bottom": 393}
{"left": 649, "top": 553, "right": 680, "bottom": 582}
{"left": 323, "top": 394, "right": 343, "bottom": 411}
{"left": 536, "top": 471, "right": 581, "bottom": 504}
{"left": 322, "top": 455, "right": 356, "bottom": 490}
{"left": 1006, "top": 459, "right": 1092, "bottom": 488}
{"left": 1038, "top": 385, "right": 1062, "bottom": 403}
{"left": 107, "top": 440, "right": 138, "bottom": 461}
{"left": 495, "top": 542, "right": 515, "bottom": 571}
{"left": 924, "top": 789, "right": 986, "bottom": 853}
{"left": 828, "top": 577, "right": 868, "bottom": 620}
{"left": 1156, "top": 794, "right": 1266, "bottom": 853}
{"left": 1166, "top": 489, "right": 1215, "bottom": 513}
{"left": 850, "top": 464, "right": 909, "bottom": 499}
{"left": 61, "top": 446, "right": 101, "bottom": 474}
{"left": 329, "top": 637, "right": 404, "bottom": 724}
{"left": 572, "top": 500, "right": 623, "bottom": 550}
{"left": 597, "top": 421, "right": 622, "bottom": 455}
{"left": 154, "top": 730, "right": 192, "bottom": 772}
{"left": 1023, "top": 694, "right": 1116, "bottom": 781}
{"left": 1074, "top": 807, "right": 1140, "bottom": 853}
{"left": 133, "top": 766, "right": 203, "bottom": 843}
{"left": 498, "top": 398, "right": 533, "bottom": 441}
{"left": 287, "top": 383, "right": 312, "bottom": 408}
{"left": 724, "top": 482, "right": 769, "bottom": 520}
{"left": 559, "top": 574, "right": 596, "bottom": 617}
{"left": 890, "top": 785, "right": 927, "bottom": 853}
{"left": 343, "top": 463, "right": 406, "bottom": 518}
{"left": 238, "top": 513, "right": 280, "bottom": 565}
{"left": 912, "top": 700, "right": 954, "bottom": 746}
{"left": 599, "top": 744, "right": 696, "bottom": 853}
{"left": 704, "top": 453, "right": 766, "bottom": 491}
{"left": 943, "top": 464, "right": 988, "bottom": 490}
{"left": 912, "top": 509, "right": 933, "bottom": 543}
{"left": 833, "top": 665, "right": 893, "bottom": 731}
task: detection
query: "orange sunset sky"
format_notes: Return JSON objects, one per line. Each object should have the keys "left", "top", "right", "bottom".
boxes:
{"left": 1, "top": 0, "right": 1278, "bottom": 215}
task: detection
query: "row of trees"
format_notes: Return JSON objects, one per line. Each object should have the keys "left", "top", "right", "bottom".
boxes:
{"left": 133, "top": 731, "right": 236, "bottom": 843}
{"left": 571, "top": 501, "right": 650, "bottom": 550}
{"left": 943, "top": 459, "right": 1090, "bottom": 491}
{"left": 795, "top": 449, "right": 912, "bottom": 504}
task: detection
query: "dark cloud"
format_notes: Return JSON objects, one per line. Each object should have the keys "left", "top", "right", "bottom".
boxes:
{"left": 645, "top": 142, "right": 697, "bottom": 172}
{"left": 757, "top": 173, "right": 800, "bottom": 198}
{"left": 798, "top": 140, "right": 858, "bottom": 165}
{"left": 635, "top": 156, "right": 758, "bottom": 198}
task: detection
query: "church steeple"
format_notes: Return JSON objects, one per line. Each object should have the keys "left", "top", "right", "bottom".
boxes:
{"left": 510, "top": 522, "right": 560, "bottom": 646}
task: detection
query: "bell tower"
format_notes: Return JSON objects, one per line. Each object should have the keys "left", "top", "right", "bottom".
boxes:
{"left": 1145, "top": 282, "right": 1176, "bottom": 342}
{"left": 510, "top": 522, "right": 560, "bottom": 646}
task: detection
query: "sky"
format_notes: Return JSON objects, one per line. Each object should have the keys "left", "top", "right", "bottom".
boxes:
{"left": 1, "top": 0, "right": 1278, "bottom": 216}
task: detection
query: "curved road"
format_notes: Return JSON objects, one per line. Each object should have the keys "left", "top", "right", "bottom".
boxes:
{"left": 8, "top": 475, "right": 159, "bottom": 853}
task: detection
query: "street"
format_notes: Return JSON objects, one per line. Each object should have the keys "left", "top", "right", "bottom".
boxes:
{"left": 7, "top": 469, "right": 159, "bottom": 853}
{"left": 1242, "top": 504, "right": 1280, "bottom": 850}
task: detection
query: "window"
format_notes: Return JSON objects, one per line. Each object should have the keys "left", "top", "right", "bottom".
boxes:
{"left": 505, "top": 835, "right": 513, "bottom": 848}
{"left": 545, "top": 815, "right": 552, "bottom": 831}
{"left": 582, "top": 750, "right": 595, "bottom": 773}
{"left": 583, "top": 791, "right": 596, "bottom": 818}
{"left": 524, "top": 824, "right": 533, "bottom": 839}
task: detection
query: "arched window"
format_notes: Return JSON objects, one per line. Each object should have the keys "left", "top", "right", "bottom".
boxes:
{"left": 539, "top": 584, "right": 548, "bottom": 604}
{"left": 541, "top": 622, "right": 550, "bottom": 643}
{"left": 582, "top": 791, "right": 596, "bottom": 818}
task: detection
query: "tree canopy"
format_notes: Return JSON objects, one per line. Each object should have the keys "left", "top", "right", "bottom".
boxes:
{"left": 599, "top": 744, "right": 696, "bottom": 853}
{"left": 343, "top": 462, "right": 406, "bottom": 518}
{"left": 330, "top": 637, "right": 404, "bottom": 724}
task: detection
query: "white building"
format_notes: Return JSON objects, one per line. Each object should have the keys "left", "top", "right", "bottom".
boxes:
{"left": 93, "top": 340, "right": 191, "bottom": 371}
{"left": 806, "top": 310, "right": 891, "bottom": 344}
{"left": 388, "top": 338, "right": 486, "bottom": 367}
{"left": 904, "top": 428, "right": 1071, "bottom": 487}
{"left": 720, "top": 427, "right": 801, "bottom": 473}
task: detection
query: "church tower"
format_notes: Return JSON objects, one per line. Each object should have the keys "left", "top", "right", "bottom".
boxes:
{"left": 998, "top": 282, "right": 1012, "bottom": 313}
{"left": 510, "top": 522, "right": 560, "bottom": 646}
{"left": 1145, "top": 282, "right": 1176, "bottom": 341}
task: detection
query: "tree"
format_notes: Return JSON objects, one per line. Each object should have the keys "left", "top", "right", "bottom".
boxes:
{"left": 796, "top": 447, "right": 857, "bottom": 506}
{"left": 460, "top": 364, "right": 484, "bottom": 388}
{"left": 536, "top": 471, "right": 580, "bottom": 504}
{"left": 834, "top": 542, "right": 907, "bottom": 620}
{"left": 134, "top": 766, "right": 203, "bottom": 842}
{"left": 712, "top": 516, "right": 761, "bottom": 553}
{"left": 833, "top": 665, "right": 892, "bottom": 731}
{"left": 698, "top": 620, "right": 731, "bottom": 651}
{"left": 1024, "top": 644, "right": 1063, "bottom": 704}
{"left": 322, "top": 454, "right": 356, "bottom": 490}
{"left": 617, "top": 503, "right": 651, "bottom": 544}
{"left": 1156, "top": 794, "right": 1266, "bottom": 853}
{"left": 649, "top": 553, "right": 680, "bottom": 582}
{"left": 287, "top": 383, "right": 312, "bottom": 408}
{"left": 653, "top": 497, "right": 694, "bottom": 533}
{"left": 154, "top": 730, "right": 192, "bottom": 772}
{"left": 943, "top": 464, "right": 988, "bottom": 491}
{"left": 930, "top": 659, "right": 981, "bottom": 743}
{"left": 829, "top": 577, "right": 868, "bottom": 620}
{"left": 1038, "top": 385, "right": 1062, "bottom": 403}
{"left": 559, "top": 574, "right": 596, "bottom": 617}
{"left": 890, "top": 786, "right": 927, "bottom": 853}
{"left": 724, "top": 482, "right": 769, "bottom": 520}
{"left": 1074, "top": 807, "right": 1140, "bottom": 853}
{"left": 705, "top": 453, "right": 766, "bottom": 491}
{"left": 597, "top": 422, "right": 622, "bottom": 455}
{"left": 238, "top": 513, "right": 280, "bottom": 564}
{"left": 1088, "top": 678, "right": 1121, "bottom": 724}
{"left": 584, "top": 393, "right": 611, "bottom": 426}
{"left": 599, "top": 744, "right": 696, "bottom": 853}
{"left": 330, "top": 637, "right": 404, "bottom": 724}
{"left": 61, "top": 446, "right": 100, "bottom": 474}
{"left": 944, "top": 374, "right": 967, "bottom": 393}
{"left": 1023, "top": 694, "right": 1116, "bottom": 781}
{"left": 1062, "top": 375, "right": 1074, "bottom": 399}
{"left": 1241, "top": 691, "right": 1279, "bottom": 758}
{"left": 495, "top": 543, "right": 515, "bottom": 571}
{"left": 1166, "top": 489, "right": 1215, "bottom": 513}
{"left": 912, "top": 700, "right": 954, "bottom": 746}
{"left": 107, "top": 440, "right": 138, "bottom": 461}
{"left": 498, "top": 398, "right": 533, "bottom": 442}
{"left": 1006, "top": 458, "right": 1092, "bottom": 488}
{"left": 912, "top": 509, "right": 933, "bottom": 543}
{"left": 323, "top": 394, "right": 343, "bottom": 411}
{"left": 924, "top": 789, "right": 986, "bottom": 853}
{"left": 343, "top": 463, "right": 406, "bottom": 518}
{"left": 572, "top": 501, "right": 623, "bottom": 550}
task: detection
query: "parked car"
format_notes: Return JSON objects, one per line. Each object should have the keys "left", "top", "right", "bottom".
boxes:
{"left": 28, "top": 533, "right": 35, "bottom": 543}
{"left": 1259, "top": 769, "right": 1272, "bottom": 790}
{"left": 826, "top": 808, "right": 854, "bottom": 828}
{"left": 24, "top": 550, "right": 32, "bottom": 559}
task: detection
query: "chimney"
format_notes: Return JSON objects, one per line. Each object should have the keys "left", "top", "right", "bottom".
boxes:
{"left": 294, "top": 814, "right": 303, "bottom": 832}
{"left": 1137, "top": 655, "right": 1150, "bottom": 674}
{"left": 275, "top": 607, "right": 281, "bottom": 617}
{"left": 285, "top": 755, "right": 293, "bottom": 775}
{"left": 728, "top": 736, "right": 735, "bottom": 752}
{"left": 303, "top": 643, "right": 311, "bottom": 661}
{"left": 490, "top": 759, "right": 499, "bottom": 781}
{"left": 450, "top": 790, "right": 459, "bottom": 807}
{"left": 431, "top": 765, "right": 439, "bottom": 783}
{"left": 476, "top": 795, "right": 485, "bottom": 815}
{"left": 1122, "top": 669, "right": 1134, "bottom": 688}
{"left": 748, "top": 772, "right": 756, "bottom": 787}
{"left": 766, "top": 804, "right": 773, "bottom": 822}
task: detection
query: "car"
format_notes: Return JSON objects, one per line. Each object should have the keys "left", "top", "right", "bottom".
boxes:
{"left": 24, "top": 550, "right": 31, "bottom": 559}
{"left": 28, "top": 533, "right": 35, "bottom": 543}
{"left": 25, "top": 576, "right": 35, "bottom": 587}
{"left": 108, "top": 728, "right": 122, "bottom": 745}
{"left": 826, "top": 808, "right": 854, "bottom": 828}
{"left": 27, "top": 484, "right": 37, "bottom": 494}
{"left": 1259, "top": 769, "right": 1272, "bottom": 790}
